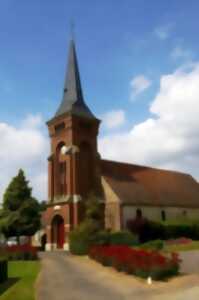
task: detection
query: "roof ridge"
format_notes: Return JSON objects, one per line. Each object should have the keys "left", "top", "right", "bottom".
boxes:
{"left": 101, "top": 159, "right": 191, "bottom": 177}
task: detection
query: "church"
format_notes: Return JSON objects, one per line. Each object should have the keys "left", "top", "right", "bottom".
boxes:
{"left": 43, "top": 39, "right": 199, "bottom": 251}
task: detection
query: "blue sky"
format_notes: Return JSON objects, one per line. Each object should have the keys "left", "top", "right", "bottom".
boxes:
{"left": 0, "top": 0, "right": 198, "bottom": 125}
{"left": 1, "top": 0, "right": 199, "bottom": 200}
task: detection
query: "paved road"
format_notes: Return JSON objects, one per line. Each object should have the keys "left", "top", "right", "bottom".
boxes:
{"left": 36, "top": 252, "right": 199, "bottom": 300}
{"left": 180, "top": 251, "right": 199, "bottom": 274}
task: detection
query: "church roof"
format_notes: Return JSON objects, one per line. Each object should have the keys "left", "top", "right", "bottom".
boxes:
{"left": 55, "top": 39, "right": 96, "bottom": 119}
{"left": 101, "top": 159, "right": 199, "bottom": 208}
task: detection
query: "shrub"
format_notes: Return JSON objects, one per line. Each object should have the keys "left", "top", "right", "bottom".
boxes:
{"left": 109, "top": 231, "right": 138, "bottom": 246}
{"left": 69, "top": 220, "right": 100, "bottom": 255}
{"left": 0, "top": 258, "right": 8, "bottom": 283}
{"left": 127, "top": 217, "right": 199, "bottom": 242}
{"left": 94, "top": 231, "right": 111, "bottom": 246}
{"left": 89, "top": 245, "right": 181, "bottom": 280}
{"left": 140, "top": 239, "right": 164, "bottom": 250}
{"left": 69, "top": 193, "right": 105, "bottom": 255}
{"left": 0, "top": 245, "right": 38, "bottom": 260}
{"left": 166, "top": 237, "right": 192, "bottom": 245}
{"left": 127, "top": 217, "right": 165, "bottom": 242}
{"left": 94, "top": 230, "right": 138, "bottom": 247}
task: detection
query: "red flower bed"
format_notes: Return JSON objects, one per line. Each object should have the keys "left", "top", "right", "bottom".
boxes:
{"left": 89, "top": 245, "right": 181, "bottom": 280}
{"left": 166, "top": 237, "right": 192, "bottom": 245}
{"left": 0, "top": 245, "right": 38, "bottom": 260}
{"left": 5, "top": 244, "right": 38, "bottom": 254}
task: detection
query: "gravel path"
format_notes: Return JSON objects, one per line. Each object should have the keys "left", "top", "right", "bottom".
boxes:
{"left": 36, "top": 252, "right": 199, "bottom": 300}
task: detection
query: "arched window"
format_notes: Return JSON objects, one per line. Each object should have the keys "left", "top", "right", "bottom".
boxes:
{"left": 59, "top": 162, "right": 67, "bottom": 194}
{"left": 56, "top": 142, "right": 67, "bottom": 196}
{"left": 79, "top": 141, "right": 93, "bottom": 195}
{"left": 161, "top": 210, "right": 166, "bottom": 221}
{"left": 136, "top": 208, "right": 142, "bottom": 218}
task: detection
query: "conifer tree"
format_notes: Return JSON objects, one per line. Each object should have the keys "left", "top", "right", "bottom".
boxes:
{"left": 0, "top": 169, "right": 41, "bottom": 243}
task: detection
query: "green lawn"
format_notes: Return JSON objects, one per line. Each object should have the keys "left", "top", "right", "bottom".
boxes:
{"left": 135, "top": 240, "right": 199, "bottom": 253}
{"left": 0, "top": 261, "right": 40, "bottom": 300}
{"left": 164, "top": 241, "right": 199, "bottom": 252}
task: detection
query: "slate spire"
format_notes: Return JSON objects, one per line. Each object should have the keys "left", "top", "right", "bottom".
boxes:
{"left": 55, "top": 39, "right": 95, "bottom": 119}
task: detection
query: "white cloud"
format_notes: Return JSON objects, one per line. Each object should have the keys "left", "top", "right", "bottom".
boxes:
{"left": 21, "top": 114, "right": 43, "bottom": 128}
{"left": 130, "top": 75, "right": 152, "bottom": 100}
{"left": 154, "top": 24, "right": 173, "bottom": 40}
{"left": 102, "top": 110, "right": 126, "bottom": 130}
{"left": 0, "top": 115, "right": 49, "bottom": 202}
{"left": 171, "top": 46, "right": 193, "bottom": 61}
{"left": 99, "top": 63, "right": 199, "bottom": 181}
{"left": 1, "top": 62, "right": 199, "bottom": 203}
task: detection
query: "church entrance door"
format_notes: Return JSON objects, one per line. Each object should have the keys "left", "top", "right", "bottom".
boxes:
{"left": 51, "top": 215, "right": 65, "bottom": 249}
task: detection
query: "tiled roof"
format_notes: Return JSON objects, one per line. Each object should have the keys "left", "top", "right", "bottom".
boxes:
{"left": 101, "top": 159, "right": 199, "bottom": 208}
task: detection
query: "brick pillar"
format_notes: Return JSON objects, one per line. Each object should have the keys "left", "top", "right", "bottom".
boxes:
{"left": 54, "top": 155, "right": 58, "bottom": 196}
{"left": 73, "top": 200, "right": 79, "bottom": 228}
{"left": 64, "top": 224, "right": 70, "bottom": 250}
{"left": 72, "top": 149, "right": 80, "bottom": 195}
{"left": 66, "top": 154, "right": 73, "bottom": 195}
{"left": 45, "top": 225, "right": 52, "bottom": 251}
{"left": 48, "top": 158, "right": 54, "bottom": 201}
{"left": 72, "top": 147, "right": 81, "bottom": 227}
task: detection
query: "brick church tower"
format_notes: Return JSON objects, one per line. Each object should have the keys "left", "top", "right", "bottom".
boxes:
{"left": 44, "top": 39, "right": 101, "bottom": 251}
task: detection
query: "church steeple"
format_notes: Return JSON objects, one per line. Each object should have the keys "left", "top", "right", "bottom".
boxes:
{"left": 55, "top": 39, "right": 95, "bottom": 119}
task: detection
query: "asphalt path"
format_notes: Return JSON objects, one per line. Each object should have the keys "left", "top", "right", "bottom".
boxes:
{"left": 36, "top": 251, "right": 199, "bottom": 300}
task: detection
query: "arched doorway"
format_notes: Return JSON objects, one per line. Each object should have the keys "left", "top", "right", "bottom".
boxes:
{"left": 51, "top": 215, "right": 65, "bottom": 249}
{"left": 41, "top": 233, "right": 47, "bottom": 251}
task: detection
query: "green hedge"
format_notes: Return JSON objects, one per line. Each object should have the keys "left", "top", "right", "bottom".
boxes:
{"left": 127, "top": 218, "right": 199, "bottom": 242}
{"left": 95, "top": 231, "right": 138, "bottom": 246}
{"left": 0, "top": 258, "right": 8, "bottom": 283}
{"left": 109, "top": 231, "right": 138, "bottom": 246}
{"left": 69, "top": 228, "right": 138, "bottom": 255}
{"left": 139, "top": 239, "right": 164, "bottom": 250}
{"left": 69, "top": 220, "right": 100, "bottom": 255}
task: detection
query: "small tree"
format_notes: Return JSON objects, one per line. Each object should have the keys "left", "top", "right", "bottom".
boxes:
{"left": 0, "top": 169, "right": 41, "bottom": 244}
{"left": 84, "top": 193, "right": 104, "bottom": 230}
{"left": 69, "top": 193, "right": 104, "bottom": 255}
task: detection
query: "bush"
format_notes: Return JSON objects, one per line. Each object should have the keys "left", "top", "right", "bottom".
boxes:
{"left": 127, "top": 217, "right": 165, "bottom": 242}
{"left": 127, "top": 217, "right": 199, "bottom": 242}
{"left": 0, "top": 245, "right": 38, "bottom": 260}
{"left": 0, "top": 258, "right": 8, "bottom": 283}
{"left": 94, "top": 231, "right": 111, "bottom": 246}
{"left": 69, "top": 193, "right": 105, "bottom": 255}
{"left": 69, "top": 226, "right": 138, "bottom": 255}
{"left": 166, "top": 237, "right": 192, "bottom": 245}
{"left": 69, "top": 220, "right": 100, "bottom": 255}
{"left": 94, "top": 230, "right": 138, "bottom": 247}
{"left": 109, "top": 231, "right": 138, "bottom": 246}
{"left": 89, "top": 245, "right": 181, "bottom": 280}
{"left": 140, "top": 240, "right": 164, "bottom": 250}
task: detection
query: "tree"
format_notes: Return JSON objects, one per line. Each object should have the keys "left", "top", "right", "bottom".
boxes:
{"left": 69, "top": 193, "right": 105, "bottom": 255}
{"left": 84, "top": 193, "right": 104, "bottom": 230}
{"left": 0, "top": 169, "right": 41, "bottom": 243}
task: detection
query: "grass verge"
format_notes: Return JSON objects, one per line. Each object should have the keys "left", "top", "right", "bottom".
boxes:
{"left": 0, "top": 261, "right": 40, "bottom": 300}
{"left": 164, "top": 241, "right": 199, "bottom": 252}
